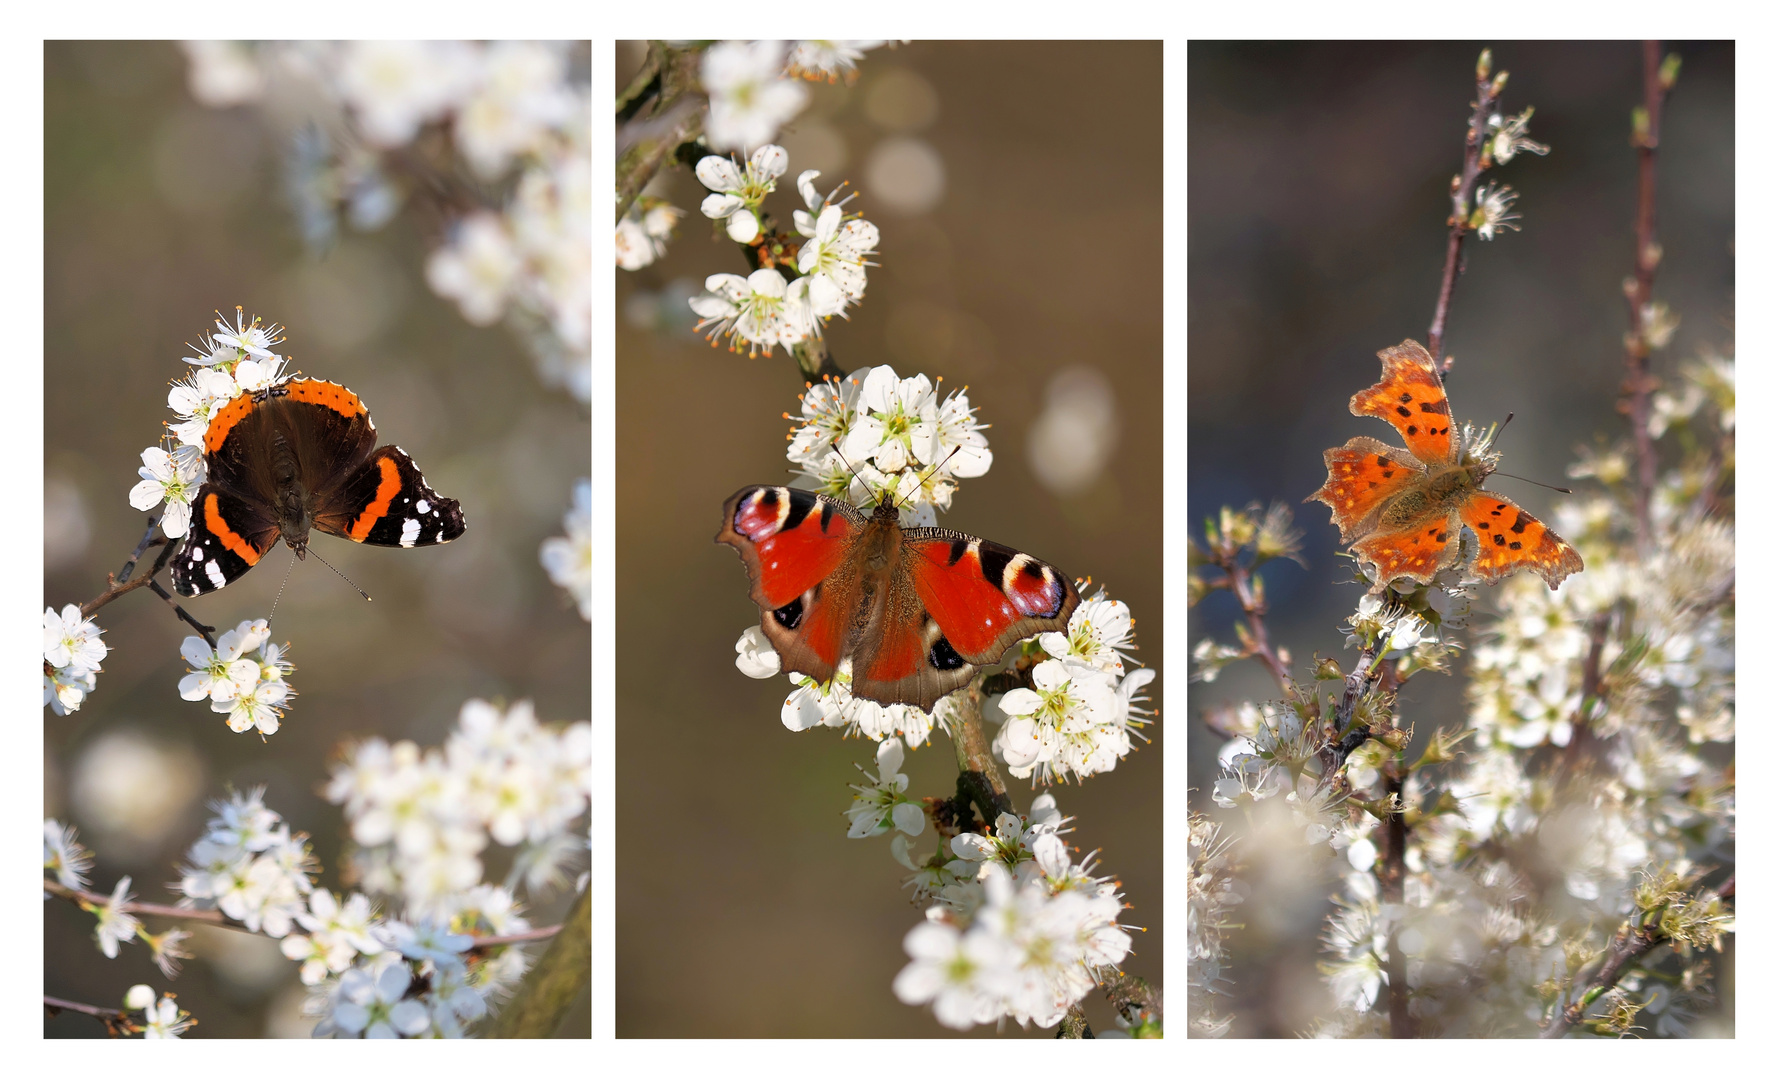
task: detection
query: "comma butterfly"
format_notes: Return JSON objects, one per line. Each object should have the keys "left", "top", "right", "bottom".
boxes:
{"left": 1307, "top": 339, "right": 1582, "bottom": 590}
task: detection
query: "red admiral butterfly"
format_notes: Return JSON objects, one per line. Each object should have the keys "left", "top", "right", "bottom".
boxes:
{"left": 172, "top": 378, "right": 466, "bottom": 597}
{"left": 718, "top": 486, "right": 1079, "bottom": 710}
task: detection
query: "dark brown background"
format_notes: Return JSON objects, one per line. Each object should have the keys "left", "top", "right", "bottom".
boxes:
{"left": 44, "top": 42, "right": 591, "bottom": 1037}
{"left": 616, "top": 41, "right": 1164, "bottom": 1037}
{"left": 1188, "top": 41, "right": 1733, "bottom": 1035}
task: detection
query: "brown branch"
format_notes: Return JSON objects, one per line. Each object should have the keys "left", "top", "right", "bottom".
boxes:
{"left": 43, "top": 995, "right": 137, "bottom": 1037}
{"left": 479, "top": 886, "right": 590, "bottom": 1038}
{"left": 79, "top": 516, "right": 171, "bottom": 618}
{"left": 1319, "top": 644, "right": 1380, "bottom": 776}
{"left": 615, "top": 43, "right": 707, "bottom": 223}
{"left": 1427, "top": 52, "right": 1506, "bottom": 369}
{"left": 1380, "top": 761, "right": 1416, "bottom": 1038}
{"left": 1229, "top": 563, "right": 1291, "bottom": 692}
{"left": 1199, "top": 523, "right": 1295, "bottom": 696}
{"left": 1055, "top": 1005, "right": 1093, "bottom": 1038}
{"left": 1540, "top": 874, "right": 1733, "bottom": 1039}
{"left": 72, "top": 516, "right": 217, "bottom": 648}
{"left": 1557, "top": 611, "right": 1613, "bottom": 778}
{"left": 947, "top": 683, "right": 1014, "bottom": 825}
{"left": 1619, "top": 41, "right": 1675, "bottom": 555}
{"left": 45, "top": 879, "right": 235, "bottom": 927}
{"left": 468, "top": 924, "right": 564, "bottom": 950}
{"left": 1100, "top": 970, "right": 1163, "bottom": 1035}
{"left": 45, "top": 879, "right": 560, "bottom": 951}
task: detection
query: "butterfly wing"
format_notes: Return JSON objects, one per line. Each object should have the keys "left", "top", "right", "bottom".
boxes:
{"left": 1460, "top": 491, "right": 1583, "bottom": 588}
{"left": 718, "top": 485, "right": 868, "bottom": 687}
{"left": 846, "top": 529, "right": 1079, "bottom": 711}
{"left": 1348, "top": 508, "right": 1464, "bottom": 587}
{"left": 1350, "top": 339, "right": 1455, "bottom": 464}
{"left": 1307, "top": 436, "right": 1426, "bottom": 542}
{"left": 172, "top": 484, "right": 282, "bottom": 596}
{"left": 311, "top": 445, "right": 466, "bottom": 548}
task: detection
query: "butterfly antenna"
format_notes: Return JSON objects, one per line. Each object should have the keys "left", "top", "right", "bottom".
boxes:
{"left": 1487, "top": 412, "right": 1571, "bottom": 491}
{"left": 269, "top": 554, "right": 295, "bottom": 623}
{"left": 306, "top": 548, "right": 373, "bottom": 601}
{"left": 826, "top": 440, "right": 876, "bottom": 505}
{"left": 1493, "top": 471, "right": 1574, "bottom": 494}
{"left": 894, "top": 447, "right": 964, "bottom": 511}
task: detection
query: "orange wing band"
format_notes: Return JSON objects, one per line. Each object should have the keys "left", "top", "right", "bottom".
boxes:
{"left": 347, "top": 456, "right": 403, "bottom": 540}
{"left": 203, "top": 492, "right": 263, "bottom": 565}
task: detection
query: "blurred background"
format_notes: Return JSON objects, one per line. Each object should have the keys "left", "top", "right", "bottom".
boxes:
{"left": 1187, "top": 41, "right": 1733, "bottom": 1035}
{"left": 616, "top": 41, "right": 1163, "bottom": 1037}
{"left": 43, "top": 42, "right": 590, "bottom": 1037}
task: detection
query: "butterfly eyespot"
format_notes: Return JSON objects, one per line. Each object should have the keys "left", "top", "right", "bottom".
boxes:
{"left": 928, "top": 635, "right": 966, "bottom": 672}
{"left": 772, "top": 596, "right": 805, "bottom": 630}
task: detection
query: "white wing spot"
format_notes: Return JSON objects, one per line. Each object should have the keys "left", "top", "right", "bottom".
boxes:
{"left": 400, "top": 518, "right": 421, "bottom": 547}
{"left": 204, "top": 559, "right": 226, "bottom": 589}
{"left": 416, "top": 499, "right": 431, "bottom": 514}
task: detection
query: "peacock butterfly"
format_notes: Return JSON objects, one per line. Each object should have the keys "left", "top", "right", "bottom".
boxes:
{"left": 718, "top": 485, "right": 1081, "bottom": 711}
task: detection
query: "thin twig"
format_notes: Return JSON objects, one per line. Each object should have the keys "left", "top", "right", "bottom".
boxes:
{"left": 1200, "top": 532, "right": 1294, "bottom": 696}
{"left": 1427, "top": 52, "right": 1506, "bottom": 370}
{"left": 1539, "top": 874, "right": 1733, "bottom": 1038}
{"left": 1620, "top": 41, "right": 1674, "bottom": 554}
{"left": 74, "top": 517, "right": 216, "bottom": 648}
{"left": 44, "top": 879, "right": 560, "bottom": 949}
{"left": 1228, "top": 565, "right": 1291, "bottom": 693}
{"left": 43, "top": 995, "right": 137, "bottom": 1037}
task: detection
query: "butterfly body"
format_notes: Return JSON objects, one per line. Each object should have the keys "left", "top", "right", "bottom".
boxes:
{"left": 1308, "top": 340, "right": 1582, "bottom": 589}
{"left": 719, "top": 485, "right": 1080, "bottom": 710}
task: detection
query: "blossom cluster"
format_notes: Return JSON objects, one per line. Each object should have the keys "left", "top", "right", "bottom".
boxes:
{"left": 175, "top": 787, "right": 319, "bottom": 939}
{"left": 993, "top": 596, "right": 1154, "bottom": 785}
{"left": 889, "top": 795, "right": 1132, "bottom": 1030}
{"left": 114, "top": 780, "right": 542, "bottom": 1038}
{"left": 1186, "top": 813, "right": 1239, "bottom": 1038}
{"left": 158, "top": 802, "right": 530, "bottom": 1041}
{"left": 124, "top": 984, "right": 196, "bottom": 1039}
{"left": 178, "top": 619, "right": 296, "bottom": 736}
{"left": 129, "top": 308, "right": 288, "bottom": 543}
{"left": 324, "top": 699, "right": 592, "bottom": 915}
{"left": 304, "top": 907, "right": 532, "bottom": 1039}
{"left": 686, "top": 144, "right": 880, "bottom": 356}
{"left": 617, "top": 41, "right": 889, "bottom": 276}
{"left": 702, "top": 39, "right": 887, "bottom": 152}
{"left": 539, "top": 477, "right": 592, "bottom": 621}
{"left": 614, "top": 198, "right": 682, "bottom": 271}
{"left": 44, "top": 604, "right": 109, "bottom": 715}
{"left": 182, "top": 42, "right": 592, "bottom": 401}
